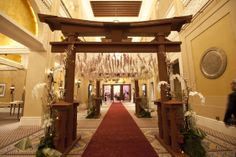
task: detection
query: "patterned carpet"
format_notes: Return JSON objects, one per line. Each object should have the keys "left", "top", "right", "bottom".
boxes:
{"left": 0, "top": 107, "right": 236, "bottom": 156}
{"left": 0, "top": 126, "right": 41, "bottom": 149}
{"left": 0, "top": 126, "right": 235, "bottom": 157}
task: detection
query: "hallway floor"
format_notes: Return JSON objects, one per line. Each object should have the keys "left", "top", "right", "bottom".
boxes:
{"left": 0, "top": 102, "right": 236, "bottom": 157}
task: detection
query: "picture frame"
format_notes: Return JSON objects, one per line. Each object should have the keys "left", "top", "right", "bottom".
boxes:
{"left": 0, "top": 83, "right": 6, "bottom": 97}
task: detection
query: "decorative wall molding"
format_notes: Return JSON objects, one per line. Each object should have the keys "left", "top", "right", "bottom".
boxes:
{"left": 183, "top": 0, "right": 210, "bottom": 16}
{"left": 180, "top": 0, "right": 230, "bottom": 90}
{"left": 197, "top": 115, "right": 236, "bottom": 138}
{"left": 0, "top": 57, "right": 24, "bottom": 69}
{"left": 20, "top": 116, "right": 42, "bottom": 126}
{"left": 59, "top": 0, "right": 72, "bottom": 18}
{"left": 40, "top": 0, "right": 52, "bottom": 10}
{"left": 181, "top": 0, "right": 192, "bottom": 7}
{"left": 0, "top": 12, "right": 45, "bottom": 52}
{"left": 0, "top": 47, "right": 30, "bottom": 54}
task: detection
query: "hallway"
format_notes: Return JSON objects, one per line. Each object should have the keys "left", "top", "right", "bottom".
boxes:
{"left": 0, "top": 102, "right": 236, "bottom": 156}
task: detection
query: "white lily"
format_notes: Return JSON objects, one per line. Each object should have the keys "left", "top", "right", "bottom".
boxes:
{"left": 157, "top": 81, "right": 169, "bottom": 91}
{"left": 189, "top": 91, "right": 205, "bottom": 105}
{"left": 32, "top": 83, "right": 47, "bottom": 100}
{"left": 170, "top": 74, "right": 186, "bottom": 90}
{"left": 42, "top": 118, "right": 53, "bottom": 128}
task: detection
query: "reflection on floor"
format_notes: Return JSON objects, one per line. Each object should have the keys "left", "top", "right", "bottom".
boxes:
{"left": 0, "top": 102, "right": 235, "bottom": 157}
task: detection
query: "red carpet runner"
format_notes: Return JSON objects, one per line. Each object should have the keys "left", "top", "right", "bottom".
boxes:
{"left": 82, "top": 102, "right": 158, "bottom": 157}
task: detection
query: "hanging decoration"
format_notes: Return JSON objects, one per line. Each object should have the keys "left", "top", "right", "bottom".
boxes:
{"left": 75, "top": 53, "right": 158, "bottom": 80}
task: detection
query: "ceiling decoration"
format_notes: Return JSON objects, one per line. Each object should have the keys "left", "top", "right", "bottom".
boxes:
{"left": 90, "top": 1, "right": 142, "bottom": 17}
{"left": 75, "top": 53, "right": 158, "bottom": 80}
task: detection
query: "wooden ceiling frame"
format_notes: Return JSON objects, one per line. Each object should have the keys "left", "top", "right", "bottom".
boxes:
{"left": 90, "top": 1, "right": 142, "bottom": 17}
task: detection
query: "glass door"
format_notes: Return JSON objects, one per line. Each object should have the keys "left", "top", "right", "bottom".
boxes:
{"left": 103, "top": 85, "right": 111, "bottom": 102}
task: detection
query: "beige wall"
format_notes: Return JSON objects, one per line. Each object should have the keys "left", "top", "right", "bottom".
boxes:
{"left": 0, "top": 70, "right": 26, "bottom": 103}
{"left": 180, "top": 0, "right": 236, "bottom": 120}
{"left": 23, "top": 52, "right": 47, "bottom": 117}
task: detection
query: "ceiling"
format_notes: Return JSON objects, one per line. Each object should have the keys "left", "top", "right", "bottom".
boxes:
{"left": 90, "top": 1, "right": 142, "bottom": 17}
{"left": 80, "top": 0, "right": 155, "bottom": 22}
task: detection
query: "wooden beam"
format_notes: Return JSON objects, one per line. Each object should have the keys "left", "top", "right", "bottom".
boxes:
{"left": 61, "top": 24, "right": 171, "bottom": 37}
{"left": 38, "top": 14, "right": 192, "bottom": 37}
{"left": 50, "top": 42, "right": 181, "bottom": 53}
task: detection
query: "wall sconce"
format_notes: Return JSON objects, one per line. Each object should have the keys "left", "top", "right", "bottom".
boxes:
{"left": 75, "top": 79, "right": 81, "bottom": 88}
{"left": 47, "top": 68, "right": 53, "bottom": 75}
{"left": 10, "top": 85, "right": 15, "bottom": 101}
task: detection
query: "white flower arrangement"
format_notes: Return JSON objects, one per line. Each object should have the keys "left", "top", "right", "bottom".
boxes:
{"left": 189, "top": 91, "right": 205, "bottom": 105}
{"left": 42, "top": 114, "right": 53, "bottom": 128}
{"left": 32, "top": 83, "right": 47, "bottom": 100}
{"left": 170, "top": 74, "right": 186, "bottom": 90}
{"left": 157, "top": 81, "right": 169, "bottom": 92}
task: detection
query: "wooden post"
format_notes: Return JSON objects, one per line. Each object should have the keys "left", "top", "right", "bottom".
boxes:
{"left": 134, "top": 80, "right": 141, "bottom": 115}
{"left": 135, "top": 80, "right": 139, "bottom": 97}
{"left": 95, "top": 80, "right": 101, "bottom": 116}
{"left": 96, "top": 80, "right": 100, "bottom": 97}
{"left": 156, "top": 33, "right": 171, "bottom": 145}
{"left": 156, "top": 33, "right": 169, "bottom": 101}
{"left": 154, "top": 100, "right": 163, "bottom": 139}
{"left": 64, "top": 34, "right": 77, "bottom": 103}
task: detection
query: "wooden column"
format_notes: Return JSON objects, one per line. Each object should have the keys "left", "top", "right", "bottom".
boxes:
{"left": 156, "top": 33, "right": 169, "bottom": 101}
{"left": 95, "top": 80, "right": 101, "bottom": 116}
{"left": 134, "top": 80, "right": 141, "bottom": 115}
{"left": 64, "top": 34, "right": 77, "bottom": 103}
{"left": 134, "top": 80, "right": 139, "bottom": 97}
{"left": 111, "top": 85, "right": 114, "bottom": 101}
{"left": 156, "top": 33, "right": 171, "bottom": 145}
{"left": 96, "top": 80, "right": 100, "bottom": 97}
{"left": 120, "top": 84, "right": 124, "bottom": 100}
{"left": 154, "top": 100, "right": 163, "bottom": 139}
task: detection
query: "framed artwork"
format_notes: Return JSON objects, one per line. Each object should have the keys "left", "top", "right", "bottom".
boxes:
{"left": 0, "top": 84, "right": 6, "bottom": 97}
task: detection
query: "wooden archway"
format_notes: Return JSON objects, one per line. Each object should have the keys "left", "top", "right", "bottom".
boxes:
{"left": 39, "top": 14, "right": 192, "bottom": 155}
{"left": 39, "top": 14, "right": 191, "bottom": 102}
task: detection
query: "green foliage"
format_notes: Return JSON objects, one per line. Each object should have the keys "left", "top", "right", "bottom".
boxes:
{"left": 86, "top": 106, "right": 97, "bottom": 118}
{"left": 138, "top": 108, "right": 151, "bottom": 118}
{"left": 36, "top": 134, "right": 55, "bottom": 157}
{"left": 14, "top": 137, "right": 32, "bottom": 150}
{"left": 137, "top": 97, "right": 152, "bottom": 118}
{"left": 181, "top": 128, "right": 206, "bottom": 157}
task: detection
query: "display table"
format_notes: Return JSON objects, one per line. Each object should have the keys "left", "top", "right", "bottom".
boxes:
{"left": 52, "top": 101, "right": 80, "bottom": 156}
{"left": 10, "top": 100, "right": 24, "bottom": 119}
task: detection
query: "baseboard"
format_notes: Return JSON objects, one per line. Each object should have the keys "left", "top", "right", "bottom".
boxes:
{"left": 196, "top": 115, "right": 236, "bottom": 138}
{"left": 20, "top": 116, "right": 42, "bottom": 126}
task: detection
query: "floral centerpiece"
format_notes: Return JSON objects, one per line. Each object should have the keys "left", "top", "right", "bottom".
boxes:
{"left": 32, "top": 69, "right": 61, "bottom": 157}
{"left": 157, "top": 74, "right": 206, "bottom": 157}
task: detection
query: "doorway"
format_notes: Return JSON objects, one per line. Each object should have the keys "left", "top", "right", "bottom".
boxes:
{"left": 103, "top": 84, "right": 131, "bottom": 101}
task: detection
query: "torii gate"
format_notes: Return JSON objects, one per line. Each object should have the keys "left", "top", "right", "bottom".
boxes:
{"left": 39, "top": 14, "right": 191, "bottom": 155}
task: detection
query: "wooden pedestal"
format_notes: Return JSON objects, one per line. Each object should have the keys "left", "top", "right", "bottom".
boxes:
{"left": 52, "top": 101, "right": 80, "bottom": 156}
{"left": 94, "top": 97, "right": 102, "bottom": 117}
{"left": 154, "top": 100, "right": 187, "bottom": 157}
{"left": 135, "top": 97, "right": 142, "bottom": 115}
